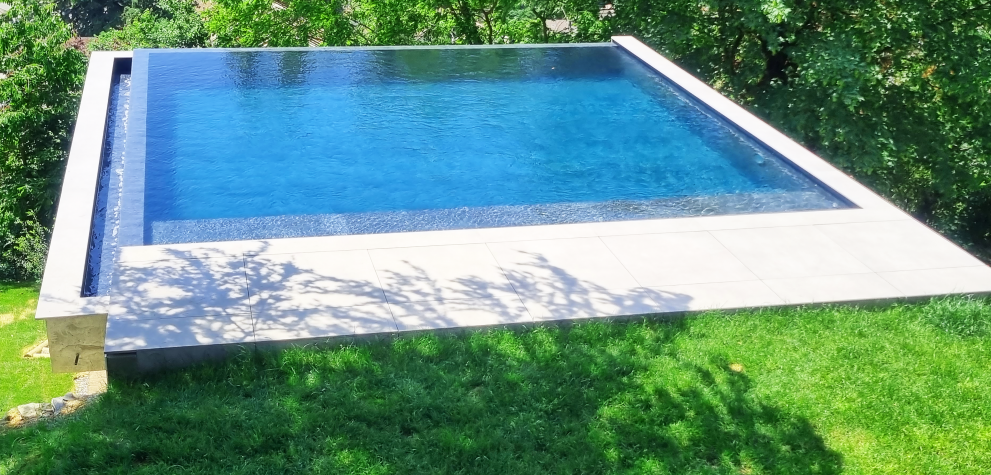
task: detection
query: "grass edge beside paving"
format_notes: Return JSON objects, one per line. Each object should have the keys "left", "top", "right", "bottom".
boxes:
{"left": 0, "top": 282, "right": 75, "bottom": 412}
{"left": 0, "top": 292, "right": 990, "bottom": 473}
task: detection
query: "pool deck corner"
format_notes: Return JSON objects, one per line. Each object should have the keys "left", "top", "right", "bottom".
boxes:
{"left": 36, "top": 51, "right": 132, "bottom": 373}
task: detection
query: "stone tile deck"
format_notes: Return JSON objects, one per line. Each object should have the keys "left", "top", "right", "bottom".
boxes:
{"left": 104, "top": 212, "right": 991, "bottom": 354}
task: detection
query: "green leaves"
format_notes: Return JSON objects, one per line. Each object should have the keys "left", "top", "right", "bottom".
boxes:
{"left": 199, "top": 0, "right": 608, "bottom": 47}
{"left": 0, "top": 0, "right": 86, "bottom": 280}
{"left": 88, "top": 0, "right": 209, "bottom": 51}
{"left": 760, "top": 0, "right": 791, "bottom": 24}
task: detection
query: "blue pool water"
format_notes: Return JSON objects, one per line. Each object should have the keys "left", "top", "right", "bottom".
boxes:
{"left": 119, "top": 44, "right": 845, "bottom": 248}
{"left": 84, "top": 73, "right": 129, "bottom": 297}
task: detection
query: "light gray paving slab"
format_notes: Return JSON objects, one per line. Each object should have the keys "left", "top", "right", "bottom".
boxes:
{"left": 245, "top": 228, "right": 487, "bottom": 257}
{"left": 879, "top": 266, "right": 991, "bottom": 297}
{"left": 119, "top": 242, "right": 245, "bottom": 263}
{"left": 245, "top": 250, "right": 387, "bottom": 312}
{"left": 122, "top": 209, "right": 906, "bottom": 269}
{"left": 644, "top": 280, "right": 784, "bottom": 312}
{"left": 601, "top": 232, "right": 758, "bottom": 287}
{"left": 762, "top": 273, "right": 903, "bottom": 304}
{"left": 369, "top": 244, "right": 517, "bottom": 303}
{"left": 474, "top": 218, "right": 703, "bottom": 243}
{"left": 711, "top": 226, "right": 872, "bottom": 279}
{"left": 487, "top": 237, "right": 641, "bottom": 300}
{"left": 816, "top": 220, "right": 984, "bottom": 272}
{"left": 520, "top": 287, "right": 661, "bottom": 321}
{"left": 253, "top": 303, "right": 396, "bottom": 341}
{"left": 105, "top": 314, "right": 254, "bottom": 351}
{"left": 36, "top": 296, "right": 110, "bottom": 322}
{"left": 390, "top": 297, "right": 532, "bottom": 331}
{"left": 111, "top": 258, "right": 250, "bottom": 319}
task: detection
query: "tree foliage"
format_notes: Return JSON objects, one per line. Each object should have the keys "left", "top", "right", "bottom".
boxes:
{"left": 55, "top": 0, "right": 130, "bottom": 36}
{"left": 202, "top": 0, "right": 609, "bottom": 47}
{"left": 88, "top": 0, "right": 208, "bottom": 51}
{"left": 0, "top": 0, "right": 87, "bottom": 279}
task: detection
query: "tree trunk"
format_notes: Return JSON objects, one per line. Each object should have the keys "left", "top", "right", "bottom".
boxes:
{"left": 453, "top": 0, "right": 483, "bottom": 44}
{"left": 481, "top": 8, "right": 495, "bottom": 44}
{"left": 757, "top": 34, "right": 792, "bottom": 87}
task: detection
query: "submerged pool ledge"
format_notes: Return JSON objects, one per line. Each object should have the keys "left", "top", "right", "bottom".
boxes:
{"left": 39, "top": 38, "right": 991, "bottom": 376}
{"left": 147, "top": 192, "right": 838, "bottom": 245}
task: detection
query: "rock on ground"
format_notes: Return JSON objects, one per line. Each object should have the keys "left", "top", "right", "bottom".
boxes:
{"left": 3, "top": 370, "right": 107, "bottom": 428}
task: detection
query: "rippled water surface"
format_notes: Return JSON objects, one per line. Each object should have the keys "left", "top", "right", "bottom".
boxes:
{"left": 131, "top": 45, "right": 846, "bottom": 244}
{"left": 83, "top": 74, "right": 129, "bottom": 296}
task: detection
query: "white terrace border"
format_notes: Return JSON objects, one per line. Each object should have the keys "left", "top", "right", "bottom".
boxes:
{"left": 116, "top": 36, "right": 917, "bottom": 264}
{"left": 37, "top": 51, "right": 132, "bottom": 320}
{"left": 40, "top": 37, "right": 922, "bottom": 319}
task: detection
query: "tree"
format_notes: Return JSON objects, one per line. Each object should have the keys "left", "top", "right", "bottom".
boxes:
{"left": 204, "top": 0, "right": 357, "bottom": 47}
{"left": 202, "top": 0, "right": 608, "bottom": 47}
{"left": 0, "top": 0, "right": 87, "bottom": 279}
{"left": 55, "top": 0, "right": 129, "bottom": 36}
{"left": 348, "top": 0, "right": 451, "bottom": 45}
{"left": 88, "top": 0, "right": 208, "bottom": 50}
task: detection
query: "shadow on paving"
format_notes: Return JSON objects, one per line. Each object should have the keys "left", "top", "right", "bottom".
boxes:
{"left": 106, "top": 242, "right": 696, "bottom": 357}
{"left": 1, "top": 319, "right": 843, "bottom": 474}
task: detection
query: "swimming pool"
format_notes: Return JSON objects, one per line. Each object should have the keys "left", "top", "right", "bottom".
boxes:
{"left": 119, "top": 44, "right": 845, "bottom": 244}
{"left": 84, "top": 43, "right": 850, "bottom": 295}
{"left": 44, "top": 39, "right": 991, "bottom": 375}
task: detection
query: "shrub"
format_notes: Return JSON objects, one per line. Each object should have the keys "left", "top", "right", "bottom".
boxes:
{"left": 0, "top": 0, "right": 87, "bottom": 281}
{"left": 88, "top": 0, "right": 208, "bottom": 51}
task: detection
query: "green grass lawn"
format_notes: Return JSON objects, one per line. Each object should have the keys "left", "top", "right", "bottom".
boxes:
{"left": 1, "top": 296, "right": 990, "bottom": 474}
{"left": 0, "top": 283, "right": 74, "bottom": 411}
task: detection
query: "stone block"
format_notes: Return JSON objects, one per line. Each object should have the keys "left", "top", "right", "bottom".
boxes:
{"left": 46, "top": 314, "right": 108, "bottom": 373}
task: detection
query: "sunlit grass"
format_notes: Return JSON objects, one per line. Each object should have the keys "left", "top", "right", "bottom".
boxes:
{"left": 1, "top": 296, "right": 990, "bottom": 474}
{"left": 0, "top": 282, "right": 74, "bottom": 411}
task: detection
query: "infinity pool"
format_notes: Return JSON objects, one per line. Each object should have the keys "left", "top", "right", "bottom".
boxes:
{"left": 127, "top": 45, "right": 845, "bottom": 243}
{"left": 84, "top": 44, "right": 848, "bottom": 294}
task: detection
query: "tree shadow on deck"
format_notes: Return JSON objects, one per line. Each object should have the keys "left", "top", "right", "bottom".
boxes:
{"left": 104, "top": 240, "right": 694, "bottom": 356}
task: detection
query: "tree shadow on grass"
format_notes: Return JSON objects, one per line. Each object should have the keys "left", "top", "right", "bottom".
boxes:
{"left": 0, "top": 319, "right": 842, "bottom": 474}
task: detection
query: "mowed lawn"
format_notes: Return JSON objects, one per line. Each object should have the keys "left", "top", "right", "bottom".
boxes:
{"left": 1, "top": 292, "right": 990, "bottom": 474}
{"left": 0, "top": 283, "right": 74, "bottom": 411}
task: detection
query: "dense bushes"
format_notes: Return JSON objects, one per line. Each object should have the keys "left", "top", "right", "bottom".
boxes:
{"left": 87, "top": 0, "right": 207, "bottom": 50}
{"left": 0, "top": 0, "right": 86, "bottom": 280}
{"left": 1, "top": 0, "right": 989, "bottom": 279}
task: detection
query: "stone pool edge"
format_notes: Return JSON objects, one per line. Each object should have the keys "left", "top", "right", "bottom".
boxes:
{"left": 36, "top": 51, "right": 131, "bottom": 373}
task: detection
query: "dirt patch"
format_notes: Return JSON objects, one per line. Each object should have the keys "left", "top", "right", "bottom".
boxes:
{"left": 0, "top": 299, "right": 35, "bottom": 327}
